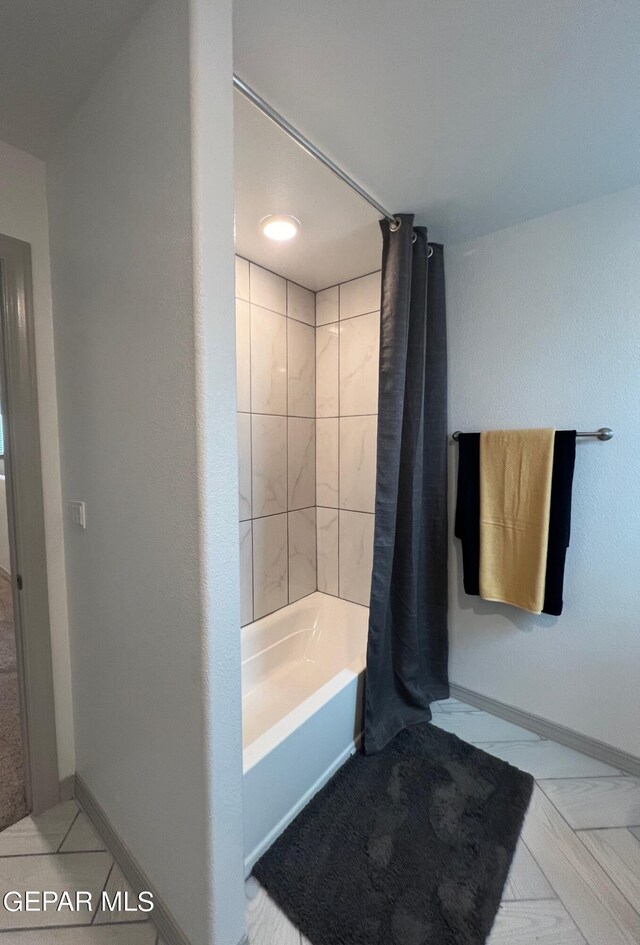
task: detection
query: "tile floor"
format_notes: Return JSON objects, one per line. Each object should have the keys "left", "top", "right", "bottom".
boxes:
{"left": 247, "top": 698, "right": 640, "bottom": 945}
{"left": 2, "top": 701, "right": 638, "bottom": 944}
{"left": 0, "top": 799, "right": 163, "bottom": 943}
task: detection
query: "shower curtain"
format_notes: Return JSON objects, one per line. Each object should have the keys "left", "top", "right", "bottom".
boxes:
{"left": 364, "top": 214, "right": 449, "bottom": 754}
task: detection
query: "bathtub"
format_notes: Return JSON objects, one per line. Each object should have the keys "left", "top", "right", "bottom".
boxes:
{"left": 242, "top": 591, "right": 368, "bottom": 873}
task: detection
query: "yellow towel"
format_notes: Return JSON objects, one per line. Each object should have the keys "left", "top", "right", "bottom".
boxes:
{"left": 479, "top": 428, "right": 555, "bottom": 614}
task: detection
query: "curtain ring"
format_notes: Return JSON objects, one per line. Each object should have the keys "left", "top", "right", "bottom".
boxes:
{"left": 389, "top": 216, "right": 402, "bottom": 232}
{"left": 427, "top": 245, "right": 434, "bottom": 258}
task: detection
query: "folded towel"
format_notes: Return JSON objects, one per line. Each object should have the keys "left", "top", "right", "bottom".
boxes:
{"left": 455, "top": 430, "right": 577, "bottom": 615}
{"left": 479, "top": 428, "right": 555, "bottom": 614}
{"left": 542, "top": 431, "right": 576, "bottom": 615}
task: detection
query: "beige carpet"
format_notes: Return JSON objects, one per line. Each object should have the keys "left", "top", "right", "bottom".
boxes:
{"left": 0, "top": 574, "right": 27, "bottom": 829}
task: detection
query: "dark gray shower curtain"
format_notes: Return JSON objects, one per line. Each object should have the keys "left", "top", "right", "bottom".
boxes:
{"left": 364, "top": 214, "right": 449, "bottom": 754}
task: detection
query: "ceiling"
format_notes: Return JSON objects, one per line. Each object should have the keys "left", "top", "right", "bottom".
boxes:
{"left": 233, "top": 0, "right": 640, "bottom": 247}
{"left": 234, "top": 91, "right": 381, "bottom": 290}
{"left": 0, "top": 0, "right": 150, "bottom": 158}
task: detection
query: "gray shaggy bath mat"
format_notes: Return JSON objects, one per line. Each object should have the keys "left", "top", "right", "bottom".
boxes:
{"left": 253, "top": 722, "right": 533, "bottom": 945}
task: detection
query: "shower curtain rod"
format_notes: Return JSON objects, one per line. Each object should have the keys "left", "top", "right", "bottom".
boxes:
{"left": 451, "top": 428, "right": 614, "bottom": 441}
{"left": 233, "top": 74, "right": 397, "bottom": 224}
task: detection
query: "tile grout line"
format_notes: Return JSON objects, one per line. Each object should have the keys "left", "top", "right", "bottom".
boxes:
{"left": 55, "top": 808, "right": 80, "bottom": 853}
{"left": 0, "top": 918, "right": 154, "bottom": 935}
{"left": 91, "top": 859, "right": 115, "bottom": 925}
{"left": 245, "top": 266, "right": 256, "bottom": 626}
{"left": 241, "top": 254, "right": 315, "bottom": 298}
{"left": 572, "top": 827, "right": 640, "bottom": 917}
{"left": 285, "top": 286, "right": 290, "bottom": 608}
{"left": 517, "top": 832, "right": 564, "bottom": 907}
{"left": 529, "top": 782, "right": 640, "bottom": 925}
{"left": 337, "top": 284, "right": 341, "bottom": 601}
{"left": 0, "top": 848, "right": 108, "bottom": 860}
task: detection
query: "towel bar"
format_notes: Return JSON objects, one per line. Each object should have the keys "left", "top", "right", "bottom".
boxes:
{"left": 451, "top": 427, "right": 613, "bottom": 442}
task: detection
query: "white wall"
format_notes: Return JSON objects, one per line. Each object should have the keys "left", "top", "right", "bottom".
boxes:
{"left": 47, "top": 0, "right": 245, "bottom": 941}
{"left": 0, "top": 137, "right": 74, "bottom": 778}
{"left": 190, "top": 0, "right": 246, "bottom": 938}
{"left": 447, "top": 185, "right": 640, "bottom": 758}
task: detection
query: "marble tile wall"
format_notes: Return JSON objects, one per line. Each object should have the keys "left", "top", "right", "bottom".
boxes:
{"left": 236, "top": 260, "right": 381, "bottom": 624}
{"left": 315, "top": 270, "right": 381, "bottom": 606}
{"left": 236, "top": 257, "right": 316, "bottom": 625}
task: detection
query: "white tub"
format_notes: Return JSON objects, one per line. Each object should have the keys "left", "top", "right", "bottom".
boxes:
{"left": 242, "top": 591, "right": 368, "bottom": 873}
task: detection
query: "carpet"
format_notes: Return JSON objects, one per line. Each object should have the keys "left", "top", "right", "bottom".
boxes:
{"left": 254, "top": 722, "right": 533, "bottom": 945}
{"left": 0, "top": 574, "right": 27, "bottom": 830}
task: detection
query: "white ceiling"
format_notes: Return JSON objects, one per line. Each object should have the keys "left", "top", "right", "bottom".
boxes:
{"left": 233, "top": 0, "right": 640, "bottom": 247}
{"left": 234, "top": 91, "right": 381, "bottom": 290}
{"left": 0, "top": 0, "right": 150, "bottom": 158}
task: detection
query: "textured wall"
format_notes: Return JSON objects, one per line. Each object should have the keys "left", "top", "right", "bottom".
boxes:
{"left": 47, "top": 0, "right": 244, "bottom": 940}
{"left": 447, "top": 185, "right": 640, "bottom": 757}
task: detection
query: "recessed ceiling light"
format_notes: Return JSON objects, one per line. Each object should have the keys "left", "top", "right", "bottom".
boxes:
{"left": 260, "top": 214, "right": 300, "bottom": 241}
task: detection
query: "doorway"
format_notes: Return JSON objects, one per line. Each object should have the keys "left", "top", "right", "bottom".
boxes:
{"left": 0, "top": 233, "right": 60, "bottom": 824}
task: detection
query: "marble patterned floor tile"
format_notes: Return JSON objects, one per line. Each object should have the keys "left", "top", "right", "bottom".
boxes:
{"left": 432, "top": 697, "right": 480, "bottom": 714}
{"left": 432, "top": 710, "right": 540, "bottom": 744}
{"left": 475, "top": 740, "right": 622, "bottom": 780}
{"left": 502, "top": 838, "right": 556, "bottom": 901}
{"left": 0, "top": 852, "right": 112, "bottom": 930}
{"left": 521, "top": 785, "right": 640, "bottom": 944}
{"left": 0, "top": 801, "right": 78, "bottom": 857}
{"left": 59, "top": 813, "right": 106, "bottom": 853}
{"left": 578, "top": 829, "right": 640, "bottom": 913}
{"left": 246, "top": 879, "right": 300, "bottom": 945}
{"left": 92, "top": 862, "right": 149, "bottom": 925}
{"left": 487, "top": 899, "right": 586, "bottom": 945}
{"left": 539, "top": 777, "right": 640, "bottom": 829}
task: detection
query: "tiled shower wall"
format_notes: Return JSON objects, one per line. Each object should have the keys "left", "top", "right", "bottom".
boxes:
{"left": 236, "top": 258, "right": 381, "bottom": 624}
{"left": 315, "top": 271, "right": 381, "bottom": 606}
{"left": 235, "top": 257, "right": 316, "bottom": 625}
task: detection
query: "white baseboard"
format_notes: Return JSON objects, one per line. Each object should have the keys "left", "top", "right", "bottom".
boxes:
{"left": 449, "top": 683, "right": 640, "bottom": 777}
